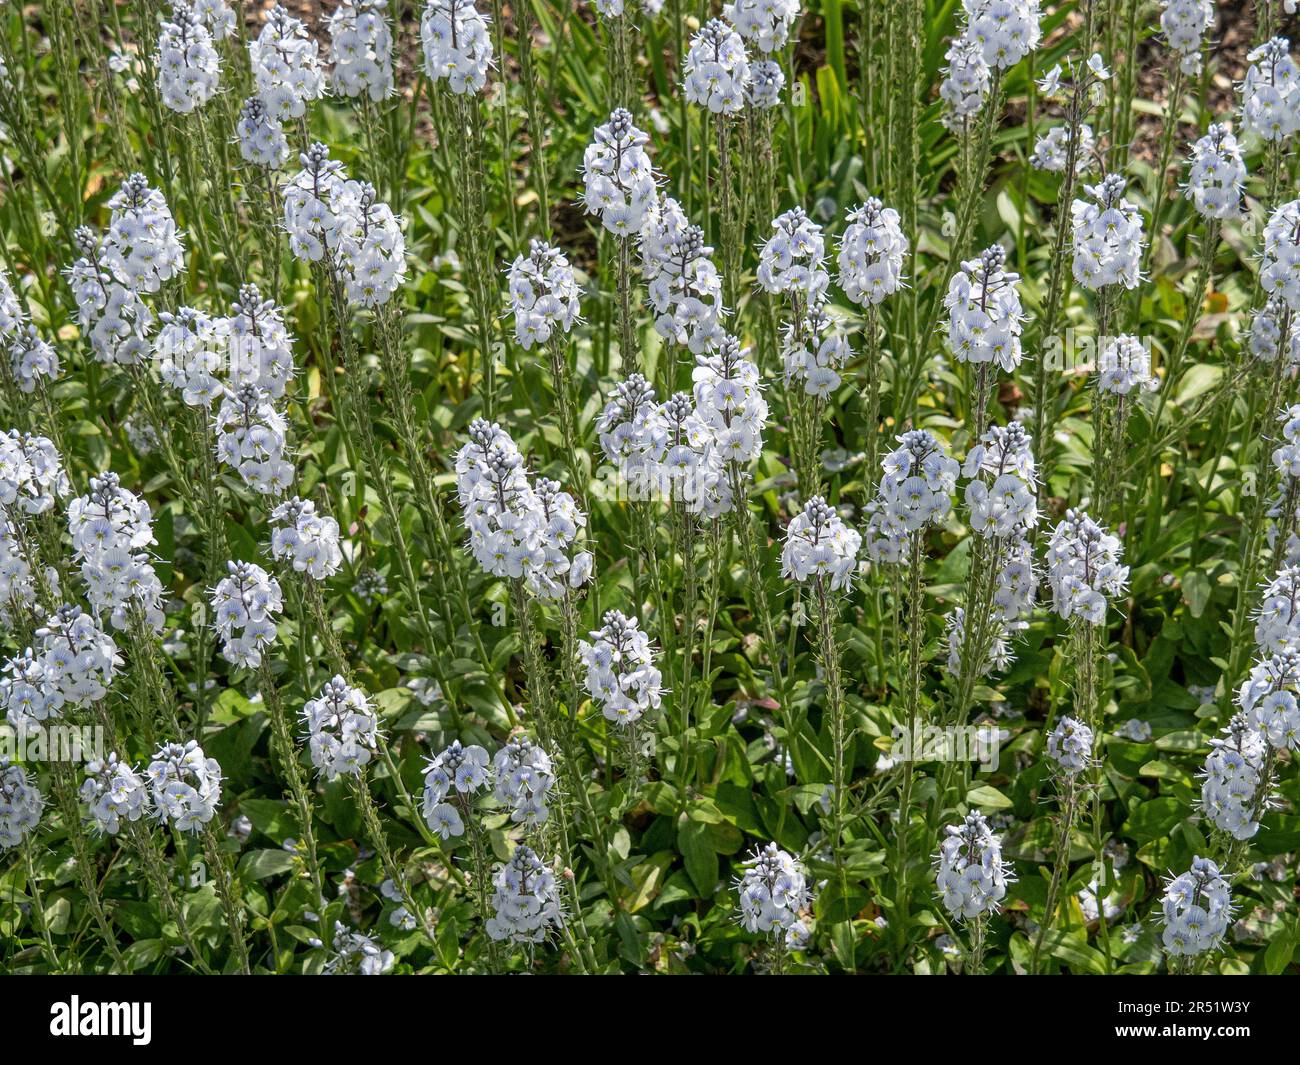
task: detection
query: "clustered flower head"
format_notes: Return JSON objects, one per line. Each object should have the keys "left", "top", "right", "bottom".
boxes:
{"left": 328, "top": 0, "right": 394, "bottom": 102}
{"left": 940, "top": 35, "right": 991, "bottom": 126}
{"left": 236, "top": 96, "right": 290, "bottom": 169}
{"left": 691, "top": 334, "right": 768, "bottom": 476}
{"left": 781, "top": 303, "right": 851, "bottom": 399}
{"left": 213, "top": 384, "right": 294, "bottom": 495}
{"left": 250, "top": 4, "right": 327, "bottom": 122}
{"left": 0, "top": 759, "right": 43, "bottom": 850}
{"left": 192, "top": 0, "right": 235, "bottom": 39}
{"left": 1097, "top": 334, "right": 1159, "bottom": 395}
{"left": 837, "top": 198, "right": 908, "bottom": 306}
{"left": 325, "top": 921, "right": 394, "bottom": 974}
{"left": 1047, "top": 716, "right": 1094, "bottom": 776}
{"left": 659, "top": 388, "right": 730, "bottom": 515}
{"left": 210, "top": 560, "right": 283, "bottom": 668}
{"left": 155, "top": 307, "right": 228, "bottom": 407}
{"left": 1160, "top": 856, "right": 1232, "bottom": 957}
{"left": 155, "top": 3, "right": 221, "bottom": 114}
{"left": 1199, "top": 714, "right": 1269, "bottom": 841}
{"left": 683, "top": 18, "right": 751, "bottom": 115}
{"left": 1253, "top": 566, "right": 1300, "bottom": 655}
{"left": 455, "top": 420, "right": 593, "bottom": 596}
{"left": 485, "top": 844, "right": 564, "bottom": 944}
{"left": 639, "top": 195, "right": 726, "bottom": 354}
{"left": 597, "top": 373, "right": 667, "bottom": 484}
{"left": 757, "top": 207, "right": 829, "bottom": 303}
{"left": 1249, "top": 296, "right": 1299, "bottom": 366}
{"left": 735, "top": 842, "right": 812, "bottom": 945}
{"left": 582, "top": 108, "right": 657, "bottom": 239}
{"left": 1031, "top": 123, "right": 1096, "bottom": 174}
{"left": 944, "top": 244, "right": 1024, "bottom": 372}
{"left": 4, "top": 322, "right": 59, "bottom": 394}
{"left": 578, "top": 609, "right": 664, "bottom": 728}
{"left": 65, "top": 227, "right": 155, "bottom": 366}
{"left": 1045, "top": 509, "right": 1128, "bottom": 624}
{"left": 961, "top": 0, "right": 1042, "bottom": 69}
{"left": 67, "top": 472, "right": 164, "bottom": 631}
{"left": 421, "top": 740, "right": 490, "bottom": 839}
{"left": 0, "top": 607, "right": 120, "bottom": 730}
{"left": 1270, "top": 407, "right": 1300, "bottom": 562}
{"left": 80, "top": 753, "right": 149, "bottom": 835}
{"left": 227, "top": 284, "right": 296, "bottom": 397}
{"left": 270, "top": 497, "right": 344, "bottom": 579}
{"left": 1185, "top": 124, "right": 1246, "bottom": 220}
{"left": 935, "top": 810, "right": 1014, "bottom": 920}
{"left": 780, "top": 495, "right": 861, "bottom": 591}
{"left": 104, "top": 174, "right": 185, "bottom": 294}
{"left": 0, "top": 430, "right": 68, "bottom": 517}
{"left": 420, "top": 0, "right": 494, "bottom": 95}
{"left": 283, "top": 145, "right": 407, "bottom": 306}
{"left": 1071, "top": 173, "right": 1145, "bottom": 290}
{"left": 1161, "top": 0, "right": 1214, "bottom": 75}
{"left": 1235, "top": 651, "right": 1300, "bottom": 751}
{"left": 492, "top": 734, "right": 554, "bottom": 826}
{"left": 1241, "top": 37, "right": 1300, "bottom": 142}
{"left": 301, "top": 676, "right": 381, "bottom": 779}
{"left": 723, "top": 0, "right": 799, "bottom": 54}
{"left": 507, "top": 240, "right": 582, "bottom": 349}
{"left": 1260, "top": 199, "right": 1300, "bottom": 312}
{"left": 146, "top": 740, "right": 223, "bottom": 833}
{"left": 863, "top": 430, "right": 959, "bottom": 562}
{"left": 747, "top": 59, "right": 785, "bottom": 108}
{"left": 962, "top": 422, "right": 1038, "bottom": 538}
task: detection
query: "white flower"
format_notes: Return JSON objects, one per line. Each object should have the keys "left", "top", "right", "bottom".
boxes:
{"left": 213, "top": 384, "right": 294, "bottom": 496}
{"left": 578, "top": 609, "right": 663, "bottom": 728}
{"left": 944, "top": 244, "right": 1024, "bottom": 372}
{"left": 1160, "top": 856, "right": 1232, "bottom": 958}
{"left": 80, "top": 753, "right": 149, "bottom": 835}
{"left": 582, "top": 108, "right": 657, "bottom": 239}
{"left": 270, "top": 497, "right": 344, "bottom": 579}
{"left": 1249, "top": 296, "right": 1300, "bottom": 367}
{"left": 66, "top": 472, "right": 164, "bottom": 632}
{"left": 492, "top": 734, "right": 554, "bottom": 826}
{"left": 420, "top": 0, "right": 493, "bottom": 95}
{"left": 934, "top": 810, "right": 1014, "bottom": 920}
{"left": 325, "top": 921, "right": 394, "bottom": 974}
{"left": 250, "top": 4, "right": 327, "bottom": 122}
{"left": 227, "top": 284, "right": 296, "bottom": 397}
{"left": 639, "top": 195, "right": 726, "bottom": 354}
{"left": 757, "top": 207, "right": 829, "bottom": 302}
{"left": 301, "top": 676, "right": 381, "bottom": 780}
{"left": 1031, "top": 123, "right": 1096, "bottom": 174}
{"left": 781, "top": 303, "right": 851, "bottom": 399}
{"left": 780, "top": 495, "right": 861, "bottom": 591}
{"left": 104, "top": 174, "right": 185, "bottom": 294}
{"left": 735, "top": 842, "right": 812, "bottom": 941}
{"left": 747, "top": 60, "right": 785, "bottom": 108}
{"left": 1097, "top": 334, "right": 1159, "bottom": 395}
{"left": 1185, "top": 124, "right": 1246, "bottom": 220}
{"left": 683, "top": 18, "right": 751, "bottom": 115}
{"left": 962, "top": 0, "right": 1042, "bottom": 69}
{"left": 598, "top": 373, "right": 668, "bottom": 483}
{"left": 485, "top": 844, "right": 564, "bottom": 944}
{"left": 940, "top": 35, "right": 990, "bottom": 125}
{"left": 65, "top": 227, "right": 155, "bottom": 366}
{"left": 1045, "top": 509, "right": 1128, "bottom": 624}
{"left": 1046, "top": 716, "right": 1093, "bottom": 776}
{"left": 507, "top": 240, "right": 581, "bottom": 349}
{"left": 421, "top": 740, "right": 489, "bottom": 835}
{"left": 1071, "top": 173, "right": 1145, "bottom": 291}
{"left": 864, "top": 430, "right": 959, "bottom": 562}
{"left": 156, "top": 4, "right": 221, "bottom": 114}
{"left": 962, "top": 422, "right": 1038, "bottom": 537}
{"left": 0, "top": 759, "right": 43, "bottom": 850}
{"left": 1241, "top": 37, "right": 1300, "bottom": 142}
{"left": 1199, "top": 714, "right": 1269, "bottom": 841}
{"left": 146, "top": 740, "right": 222, "bottom": 833}
{"left": 236, "top": 96, "right": 290, "bottom": 169}
{"left": 723, "top": 0, "right": 800, "bottom": 54}
{"left": 328, "top": 0, "right": 394, "bottom": 102}
{"left": 1235, "top": 651, "right": 1300, "bottom": 751}
{"left": 0, "top": 430, "right": 68, "bottom": 517}
{"left": 1, "top": 607, "right": 120, "bottom": 730}
{"left": 6, "top": 324, "right": 59, "bottom": 393}
{"left": 1116, "top": 718, "right": 1153, "bottom": 742}
{"left": 210, "top": 560, "right": 283, "bottom": 669}
{"left": 837, "top": 198, "right": 908, "bottom": 306}
{"left": 192, "top": 0, "right": 235, "bottom": 39}
{"left": 1260, "top": 199, "right": 1300, "bottom": 312}
{"left": 1161, "top": 0, "right": 1213, "bottom": 74}
{"left": 692, "top": 334, "right": 768, "bottom": 476}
